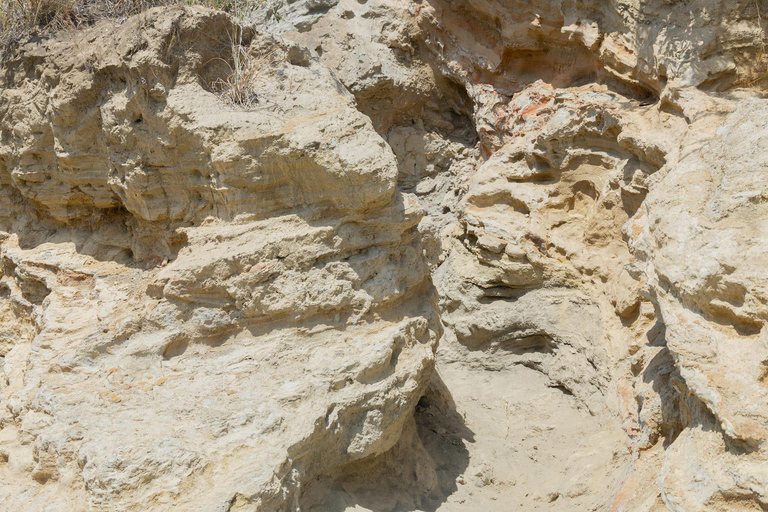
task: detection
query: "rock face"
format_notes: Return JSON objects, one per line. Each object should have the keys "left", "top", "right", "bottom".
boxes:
{"left": 628, "top": 96, "right": 768, "bottom": 511}
{"left": 1, "top": 1, "right": 768, "bottom": 511}
{"left": 0, "top": 8, "right": 439, "bottom": 511}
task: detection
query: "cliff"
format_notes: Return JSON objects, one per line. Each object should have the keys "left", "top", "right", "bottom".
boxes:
{"left": 1, "top": 1, "right": 767, "bottom": 511}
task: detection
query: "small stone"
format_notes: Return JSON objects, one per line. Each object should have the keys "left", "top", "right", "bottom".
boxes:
{"left": 477, "top": 234, "right": 507, "bottom": 254}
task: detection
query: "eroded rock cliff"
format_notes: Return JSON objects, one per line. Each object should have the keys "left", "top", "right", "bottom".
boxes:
{"left": 0, "top": 8, "right": 440, "bottom": 511}
{"left": 1, "top": 1, "right": 767, "bottom": 511}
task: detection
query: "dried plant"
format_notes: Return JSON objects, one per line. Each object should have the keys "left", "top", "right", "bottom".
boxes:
{"left": 209, "top": 27, "right": 277, "bottom": 109}
{"left": 0, "top": 0, "right": 280, "bottom": 51}
{"left": 0, "top": 0, "right": 283, "bottom": 109}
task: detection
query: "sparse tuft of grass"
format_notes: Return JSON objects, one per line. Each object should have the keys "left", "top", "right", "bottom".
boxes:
{"left": 211, "top": 37, "right": 269, "bottom": 107}
{"left": 0, "top": 0, "right": 282, "bottom": 109}
{"left": 0, "top": 0, "right": 276, "bottom": 51}
{"left": 1, "top": 0, "right": 159, "bottom": 48}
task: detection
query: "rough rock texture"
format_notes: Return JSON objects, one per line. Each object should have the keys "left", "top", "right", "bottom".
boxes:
{"left": 628, "top": 95, "right": 768, "bottom": 511}
{"left": 0, "top": 8, "right": 440, "bottom": 511}
{"left": 2, "top": 0, "right": 768, "bottom": 511}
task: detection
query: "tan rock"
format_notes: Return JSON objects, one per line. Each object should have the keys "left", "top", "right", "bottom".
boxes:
{"left": 2, "top": 0, "right": 768, "bottom": 510}
{"left": 0, "top": 7, "right": 439, "bottom": 511}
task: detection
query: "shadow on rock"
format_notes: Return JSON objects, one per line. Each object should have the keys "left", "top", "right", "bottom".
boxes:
{"left": 299, "top": 372, "right": 473, "bottom": 512}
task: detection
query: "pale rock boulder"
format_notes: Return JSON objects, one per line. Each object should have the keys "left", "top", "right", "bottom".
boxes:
{"left": 262, "top": 0, "right": 482, "bottom": 269}
{"left": 269, "top": 0, "right": 436, "bottom": 134}
{"left": 259, "top": 0, "right": 473, "bottom": 136}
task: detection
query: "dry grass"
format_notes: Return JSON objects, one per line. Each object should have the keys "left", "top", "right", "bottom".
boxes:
{"left": 0, "top": 0, "right": 266, "bottom": 50}
{"left": 0, "top": 0, "right": 279, "bottom": 108}
{"left": 1, "top": 0, "right": 160, "bottom": 47}
{"left": 209, "top": 27, "right": 278, "bottom": 108}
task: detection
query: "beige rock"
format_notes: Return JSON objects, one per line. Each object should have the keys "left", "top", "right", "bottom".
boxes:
{"left": 630, "top": 97, "right": 768, "bottom": 511}
{"left": 0, "top": 7, "right": 439, "bottom": 511}
{"left": 2, "top": 0, "right": 768, "bottom": 510}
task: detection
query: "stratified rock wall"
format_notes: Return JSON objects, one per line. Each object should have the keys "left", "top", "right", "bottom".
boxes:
{"left": 0, "top": 8, "right": 440, "bottom": 511}
{"left": 628, "top": 95, "right": 768, "bottom": 511}
{"left": 1, "top": 1, "right": 768, "bottom": 511}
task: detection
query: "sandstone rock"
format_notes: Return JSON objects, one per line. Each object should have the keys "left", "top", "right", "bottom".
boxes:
{"left": 0, "top": 7, "right": 439, "bottom": 511}
{"left": 630, "top": 96, "right": 768, "bottom": 511}
{"left": 2, "top": 0, "right": 768, "bottom": 510}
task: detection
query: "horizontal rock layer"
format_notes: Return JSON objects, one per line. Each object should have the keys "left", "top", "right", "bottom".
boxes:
{"left": 2, "top": 0, "right": 768, "bottom": 511}
{"left": 0, "top": 7, "right": 439, "bottom": 511}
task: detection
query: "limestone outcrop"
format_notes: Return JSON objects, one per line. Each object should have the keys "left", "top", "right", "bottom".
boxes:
{"left": 0, "top": 8, "right": 439, "bottom": 511}
{"left": 628, "top": 95, "right": 768, "bottom": 511}
{"left": 1, "top": 0, "right": 768, "bottom": 511}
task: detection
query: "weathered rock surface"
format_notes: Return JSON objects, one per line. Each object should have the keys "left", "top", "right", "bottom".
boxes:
{"left": 629, "top": 95, "right": 768, "bottom": 511}
{"left": 2, "top": 0, "right": 768, "bottom": 511}
{"left": 0, "top": 7, "right": 439, "bottom": 511}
